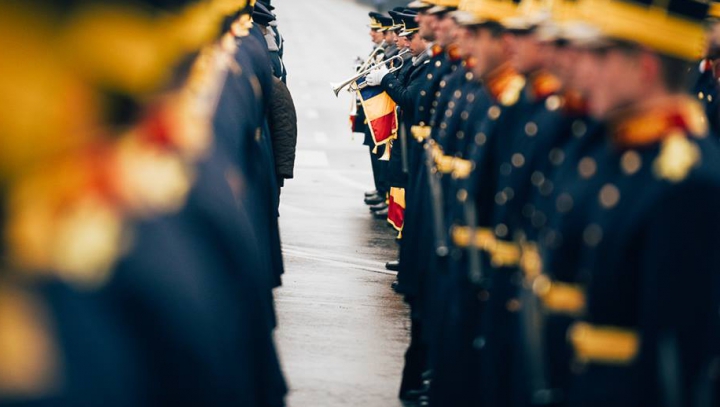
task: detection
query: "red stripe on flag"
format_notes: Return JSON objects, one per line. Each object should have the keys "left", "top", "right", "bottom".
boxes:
{"left": 370, "top": 111, "right": 397, "bottom": 145}
{"left": 387, "top": 195, "right": 405, "bottom": 231}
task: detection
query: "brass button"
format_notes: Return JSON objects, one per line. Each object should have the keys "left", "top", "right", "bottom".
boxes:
{"left": 620, "top": 150, "right": 642, "bottom": 175}
{"left": 549, "top": 148, "right": 565, "bottom": 166}
{"left": 578, "top": 157, "right": 597, "bottom": 179}
{"left": 495, "top": 223, "right": 509, "bottom": 237}
{"left": 572, "top": 120, "right": 587, "bottom": 138}
{"left": 545, "top": 95, "right": 561, "bottom": 111}
{"left": 599, "top": 184, "right": 620, "bottom": 209}
{"left": 525, "top": 122, "right": 538, "bottom": 137}
{"left": 583, "top": 224, "right": 603, "bottom": 247}
{"left": 512, "top": 153, "right": 525, "bottom": 168}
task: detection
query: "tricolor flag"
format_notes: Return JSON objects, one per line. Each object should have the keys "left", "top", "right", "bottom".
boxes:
{"left": 356, "top": 77, "right": 398, "bottom": 146}
{"left": 387, "top": 187, "right": 406, "bottom": 236}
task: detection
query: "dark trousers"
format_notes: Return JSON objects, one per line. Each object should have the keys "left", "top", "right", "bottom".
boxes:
{"left": 399, "top": 313, "right": 428, "bottom": 397}
{"left": 369, "top": 145, "right": 389, "bottom": 196}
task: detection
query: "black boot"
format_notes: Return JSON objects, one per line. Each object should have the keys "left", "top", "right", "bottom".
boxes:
{"left": 369, "top": 202, "right": 389, "bottom": 212}
{"left": 364, "top": 194, "right": 385, "bottom": 205}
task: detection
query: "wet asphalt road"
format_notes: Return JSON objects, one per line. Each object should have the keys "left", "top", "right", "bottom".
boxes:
{"left": 272, "top": 1, "right": 409, "bottom": 406}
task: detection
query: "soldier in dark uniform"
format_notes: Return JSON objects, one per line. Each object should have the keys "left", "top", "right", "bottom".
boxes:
{"left": 522, "top": 0, "right": 720, "bottom": 405}
{"left": 365, "top": 5, "right": 434, "bottom": 402}
{"left": 366, "top": 0, "right": 466, "bottom": 402}
{"left": 429, "top": 1, "right": 526, "bottom": 404}
{"left": 254, "top": 2, "right": 287, "bottom": 83}
{"left": 257, "top": 0, "right": 287, "bottom": 84}
{"left": 222, "top": 4, "right": 286, "bottom": 288}
{"left": 379, "top": 14, "right": 401, "bottom": 59}
{"left": 365, "top": 12, "right": 398, "bottom": 219}
{"left": 455, "top": 7, "right": 581, "bottom": 406}
{"left": 508, "top": 15, "right": 606, "bottom": 406}
{"left": 364, "top": 12, "right": 391, "bottom": 208}
{"left": 367, "top": 10, "right": 423, "bottom": 267}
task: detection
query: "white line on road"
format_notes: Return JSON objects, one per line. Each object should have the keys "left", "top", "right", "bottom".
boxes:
{"left": 283, "top": 244, "right": 391, "bottom": 268}
{"left": 282, "top": 246, "right": 395, "bottom": 276}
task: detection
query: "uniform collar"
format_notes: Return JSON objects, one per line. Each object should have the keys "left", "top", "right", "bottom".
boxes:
{"left": 485, "top": 62, "right": 525, "bottom": 106}
{"left": 608, "top": 95, "right": 708, "bottom": 148}
{"left": 525, "top": 70, "right": 562, "bottom": 102}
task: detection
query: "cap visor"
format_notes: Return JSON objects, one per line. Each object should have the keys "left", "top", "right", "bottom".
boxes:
{"left": 407, "top": 0, "right": 432, "bottom": 10}
{"left": 427, "top": 5, "right": 450, "bottom": 15}
{"left": 450, "top": 10, "right": 486, "bottom": 26}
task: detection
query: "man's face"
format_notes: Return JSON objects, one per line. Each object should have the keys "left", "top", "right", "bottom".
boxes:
{"left": 435, "top": 14, "right": 459, "bottom": 48}
{"left": 547, "top": 44, "right": 576, "bottom": 87}
{"left": 370, "top": 29, "right": 382, "bottom": 44}
{"left": 385, "top": 31, "right": 396, "bottom": 44}
{"left": 572, "top": 48, "right": 601, "bottom": 96}
{"left": 469, "top": 27, "right": 506, "bottom": 78}
{"left": 584, "top": 47, "right": 647, "bottom": 118}
{"left": 417, "top": 12, "right": 437, "bottom": 41}
{"left": 539, "top": 41, "right": 559, "bottom": 76}
{"left": 509, "top": 32, "right": 545, "bottom": 75}
{"left": 397, "top": 34, "right": 410, "bottom": 49}
{"left": 457, "top": 26, "right": 474, "bottom": 58}
{"left": 409, "top": 33, "right": 426, "bottom": 56}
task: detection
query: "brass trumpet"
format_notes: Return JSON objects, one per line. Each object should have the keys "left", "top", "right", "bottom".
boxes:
{"left": 357, "top": 40, "right": 387, "bottom": 72}
{"left": 331, "top": 49, "right": 410, "bottom": 97}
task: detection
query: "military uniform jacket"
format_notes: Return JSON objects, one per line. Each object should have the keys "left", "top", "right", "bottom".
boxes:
{"left": 538, "top": 97, "right": 720, "bottom": 407}
{"left": 385, "top": 49, "right": 419, "bottom": 189}
{"left": 395, "top": 48, "right": 462, "bottom": 300}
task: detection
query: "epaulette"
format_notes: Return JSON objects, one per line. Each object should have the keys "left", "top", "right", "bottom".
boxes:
{"left": 612, "top": 96, "right": 707, "bottom": 148}
{"left": 486, "top": 63, "right": 525, "bottom": 107}
{"left": 653, "top": 132, "right": 701, "bottom": 183}
{"left": 447, "top": 44, "right": 462, "bottom": 62}
{"left": 431, "top": 44, "right": 444, "bottom": 57}
{"left": 529, "top": 70, "right": 562, "bottom": 101}
{"left": 610, "top": 96, "right": 706, "bottom": 182}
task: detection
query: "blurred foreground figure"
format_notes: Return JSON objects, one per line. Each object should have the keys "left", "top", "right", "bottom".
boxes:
{"left": 0, "top": 0, "right": 286, "bottom": 406}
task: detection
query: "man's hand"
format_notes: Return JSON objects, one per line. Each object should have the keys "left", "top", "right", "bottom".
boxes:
{"left": 365, "top": 65, "right": 390, "bottom": 87}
